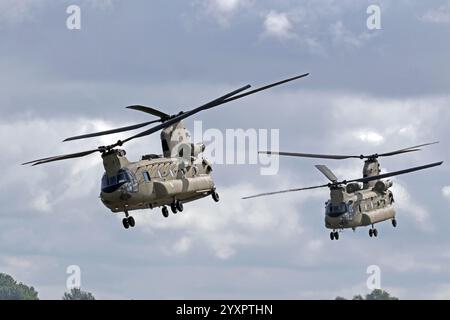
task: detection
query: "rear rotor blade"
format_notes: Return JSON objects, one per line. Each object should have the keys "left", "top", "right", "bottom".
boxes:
{"left": 121, "top": 84, "right": 252, "bottom": 143}
{"left": 378, "top": 141, "right": 439, "bottom": 157}
{"left": 242, "top": 183, "right": 328, "bottom": 200}
{"left": 259, "top": 151, "right": 358, "bottom": 160}
{"left": 346, "top": 161, "right": 443, "bottom": 184}
{"left": 260, "top": 141, "right": 440, "bottom": 161}
{"left": 22, "top": 148, "right": 101, "bottom": 166}
{"left": 218, "top": 73, "right": 309, "bottom": 105}
{"left": 122, "top": 73, "right": 309, "bottom": 144}
{"left": 63, "top": 120, "right": 161, "bottom": 142}
{"left": 126, "top": 105, "right": 170, "bottom": 119}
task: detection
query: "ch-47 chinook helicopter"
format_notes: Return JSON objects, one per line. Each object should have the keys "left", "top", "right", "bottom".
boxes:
{"left": 22, "top": 74, "right": 309, "bottom": 229}
{"left": 243, "top": 142, "right": 443, "bottom": 240}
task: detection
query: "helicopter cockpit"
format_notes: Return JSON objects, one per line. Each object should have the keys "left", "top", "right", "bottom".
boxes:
{"left": 101, "top": 169, "right": 138, "bottom": 194}
{"left": 325, "top": 201, "right": 354, "bottom": 218}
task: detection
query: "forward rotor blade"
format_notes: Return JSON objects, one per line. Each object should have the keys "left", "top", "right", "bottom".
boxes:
{"left": 346, "top": 161, "right": 443, "bottom": 184}
{"left": 242, "top": 183, "right": 328, "bottom": 200}
{"left": 378, "top": 141, "right": 439, "bottom": 157}
{"left": 259, "top": 151, "right": 358, "bottom": 160}
{"left": 22, "top": 148, "right": 101, "bottom": 166}
{"left": 126, "top": 105, "right": 170, "bottom": 119}
{"left": 122, "top": 73, "right": 309, "bottom": 144}
{"left": 315, "top": 165, "right": 338, "bottom": 182}
{"left": 63, "top": 120, "right": 161, "bottom": 142}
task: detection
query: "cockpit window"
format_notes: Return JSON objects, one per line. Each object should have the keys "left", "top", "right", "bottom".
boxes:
{"left": 326, "top": 202, "right": 348, "bottom": 217}
{"left": 101, "top": 169, "right": 138, "bottom": 193}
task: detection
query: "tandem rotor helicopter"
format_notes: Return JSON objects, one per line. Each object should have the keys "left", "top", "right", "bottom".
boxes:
{"left": 22, "top": 74, "right": 309, "bottom": 229}
{"left": 243, "top": 143, "right": 443, "bottom": 240}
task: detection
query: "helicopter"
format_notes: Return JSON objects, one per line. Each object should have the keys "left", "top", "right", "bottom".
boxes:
{"left": 22, "top": 73, "right": 309, "bottom": 229}
{"left": 243, "top": 142, "right": 443, "bottom": 240}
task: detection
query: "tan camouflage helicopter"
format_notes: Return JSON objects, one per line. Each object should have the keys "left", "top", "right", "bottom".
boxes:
{"left": 22, "top": 74, "right": 309, "bottom": 229}
{"left": 243, "top": 143, "right": 443, "bottom": 240}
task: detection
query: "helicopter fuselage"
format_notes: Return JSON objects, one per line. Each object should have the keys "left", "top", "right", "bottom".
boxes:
{"left": 99, "top": 150, "right": 216, "bottom": 213}
{"left": 324, "top": 181, "right": 395, "bottom": 230}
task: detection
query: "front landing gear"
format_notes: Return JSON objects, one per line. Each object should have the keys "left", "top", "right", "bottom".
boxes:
{"left": 369, "top": 226, "right": 378, "bottom": 238}
{"left": 330, "top": 231, "right": 339, "bottom": 240}
{"left": 122, "top": 211, "right": 136, "bottom": 229}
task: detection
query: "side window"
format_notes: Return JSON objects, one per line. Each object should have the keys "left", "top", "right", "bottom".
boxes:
{"left": 143, "top": 171, "right": 151, "bottom": 182}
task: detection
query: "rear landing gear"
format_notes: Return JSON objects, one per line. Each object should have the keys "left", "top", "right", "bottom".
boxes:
{"left": 212, "top": 190, "right": 220, "bottom": 202}
{"left": 170, "top": 200, "right": 184, "bottom": 214}
{"left": 162, "top": 206, "right": 169, "bottom": 218}
{"left": 330, "top": 231, "right": 339, "bottom": 240}
{"left": 175, "top": 200, "right": 183, "bottom": 212}
{"left": 392, "top": 219, "right": 397, "bottom": 228}
{"left": 170, "top": 202, "right": 178, "bottom": 214}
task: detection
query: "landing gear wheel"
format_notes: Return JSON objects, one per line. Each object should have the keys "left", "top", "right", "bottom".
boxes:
{"left": 122, "top": 218, "right": 130, "bottom": 229}
{"left": 392, "top": 219, "right": 397, "bottom": 228}
{"left": 334, "top": 232, "right": 339, "bottom": 240}
{"left": 128, "top": 216, "right": 135, "bottom": 228}
{"left": 176, "top": 200, "right": 183, "bottom": 212}
{"left": 212, "top": 191, "right": 220, "bottom": 202}
{"left": 369, "top": 229, "right": 373, "bottom": 237}
{"left": 373, "top": 229, "right": 378, "bottom": 237}
{"left": 162, "top": 206, "right": 169, "bottom": 218}
{"left": 330, "top": 232, "right": 335, "bottom": 240}
{"left": 170, "top": 203, "right": 178, "bottom": 214}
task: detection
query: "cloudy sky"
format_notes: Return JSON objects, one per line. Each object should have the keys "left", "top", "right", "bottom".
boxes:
{"left": 1, "top": 0, "right": 450, "bottom": 299}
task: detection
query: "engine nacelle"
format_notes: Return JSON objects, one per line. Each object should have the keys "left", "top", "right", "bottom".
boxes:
{"left": 373, "top": 180, "right": 393, "bottom": 193}
{"left": 346, "top": 182, "right": 362, "bottom": 194}
{"left": 191, "top": 143, "right": 206, "bottom": 157}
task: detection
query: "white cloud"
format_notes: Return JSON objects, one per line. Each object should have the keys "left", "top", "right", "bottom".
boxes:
{"left": 211, "top": 0, "right": 241, "bottom": 13}
{"left": 137, "top": 181, "right": 312, "bottom": 259}
{"left": 263, "top": 11, "right": 294, "bottom": 39}
{"left": 0, "top": 0, "right": 44, "bottom": 25}
{"left": 391, "top": 181, "right": 434, "bottom": 232}
{"left": 201, "top": 0, "right": 249, "bottom": 27}
{"left": 421, "top": 1, "right": 450, "bottom": 24}
{"left": 357, "top": 130, "right": 384, "bottom": 145}
{"left": 330, "top": 20, "right": 374, "bottom": 48}
{"left": 442, "top": 186, "right": 450, "bottom": 200}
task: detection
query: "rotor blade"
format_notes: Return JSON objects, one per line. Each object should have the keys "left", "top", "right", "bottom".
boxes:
{"left": 22, "top": 148, "right": 101, "bottom": 166}
{"left": 378, "top": 141, "right": 439, "bottom": 157}
{"left": 217, "top": 73, "right": 309, "bottom": 106}
{"left": 346, "top": 161, "right": 443, "bottom": 184}
{"left": 121, "top": 74, "right": 309, "bottom": 144}
{"left": 242, "top": 183, "right": 329, "bottom": 200}
{"left": 259, "top": 151, "right": 358, "bottom": 160}
{"left": 315, "top": 165, "right": 338, "bottom": 182}
{"left": 121, "top": 84, "right": 252, "bottom": 143}
{"left": 63, "top": 120, "right": 161, "bottom": 142}
{"left": 126, "top": 105, "right": 170, "bottom": 119}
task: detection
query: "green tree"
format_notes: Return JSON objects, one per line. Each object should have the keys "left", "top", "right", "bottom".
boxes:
{"left": 365, "top": 289, "right": 398, "bottom": 300}
{"left": 335, "top": 289, "right": 398, "bottom": 300}
{"left": 0, "top": 273, "right": 39, "bottom": 300}
{"left": 62, "top": 287, "right": 95, "bottom": 300}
